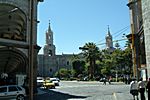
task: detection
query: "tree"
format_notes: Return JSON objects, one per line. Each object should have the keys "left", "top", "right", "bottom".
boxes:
{"left": 100, "top": 46, "right": 133, "bottom": 78}
{"left": 72, "top": 60, "right": 85, "bottom": 77}
{"left": 80, "top": 42, "right": 100, "bottom": 79}
{"left": 100, "top": 49, "right": 113, "bottom": 76}
{"left": 57, "top": 68, "right": 70, "bottom": 79}
{"left": 123, "top": 47, "right": 133, "bottom": 75}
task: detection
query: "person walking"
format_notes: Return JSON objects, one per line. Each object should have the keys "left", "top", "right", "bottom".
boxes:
{"left": 146, "top": 78, "right": 150, "bottom": 100}
{"left": 130, "top": 78, "right": 139, "bottom": 100}
{"left": 108, "top": 76, "right": 112, "bottom": 84}
{"left": 103, "top": 77, "right": 106, "bottom": 85}
{"left": 138, "top": 78, "right": 145, "bottom": 100}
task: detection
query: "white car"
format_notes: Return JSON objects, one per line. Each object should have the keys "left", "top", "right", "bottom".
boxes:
{"left": 50, "top": 78, "right": 60, "bottom": 86}
{"left": 37, "top": 77, "right": 44, "bottom": 87}
{"left": 0, "top": 85, "right": 26, "bottom": 100}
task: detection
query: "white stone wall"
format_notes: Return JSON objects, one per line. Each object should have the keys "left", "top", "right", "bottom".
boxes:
{"left": 142, "top": 0, "right": 150, "bottom": 78}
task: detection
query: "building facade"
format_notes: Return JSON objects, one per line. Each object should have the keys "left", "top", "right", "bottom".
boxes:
{"left": 141, "top": 0, "right": 150, "bottom": 78}
{"left": 38, "top": 23, "right": 75, "bottom": 77}
{"left": 38, "top": 24, "right": 117, "bottom": 77}
{"left": 127, "top": 0, "right": 149, "bottom": 80}
{"left": 0, "top": 0, "right": 42, "bottom": 90}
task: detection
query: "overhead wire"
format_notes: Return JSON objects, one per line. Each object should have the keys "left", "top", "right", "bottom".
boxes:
{"left": 96, "top": 25, "right": 130, "bottom": 44}
{"left": 96, "top": 25, "right": 130, "bottom": 46}
{"left": 113, "top": 26, "right": 130, "bottom": 39}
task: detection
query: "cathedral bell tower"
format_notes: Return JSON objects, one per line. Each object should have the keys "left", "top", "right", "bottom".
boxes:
{"left": 105, "top": 26, "right": 113, "bottom": 49}
{"left": 43, "top": 21, "right": 56, "bottom": 56}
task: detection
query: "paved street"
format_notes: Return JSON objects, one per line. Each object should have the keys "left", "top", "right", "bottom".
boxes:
{"left": 54, "top": 81, "right": 132, "bottom": 100}
{"left": 29, "top": 81, "right": 148, "bottom": 100}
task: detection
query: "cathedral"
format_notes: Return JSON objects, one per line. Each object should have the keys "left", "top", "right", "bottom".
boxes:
{"left": 37, "top": 23, "right": 115, "bottom": 77}
{"left": 37, "top": 22, "right": 75, "bottom": 77}
{"left": 105, "top": 26, "right": 115, "bottom": 52}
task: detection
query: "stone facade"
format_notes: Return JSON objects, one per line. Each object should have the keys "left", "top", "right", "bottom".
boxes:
{"left": 38, "top": 54, "right": 74, "bottom": 77}
{"left": 142, "top": 0, "right": 150, "bottom": 78}
{"left": 37, "top": 23, "right": 75, "bottom": 77}
{"left": 0, "top": 0, "right": 43, "bottom": 92}
{"left": 105, "top": 26, "right": 115, "bottom": 52}
{"left": 0, "top": 0, "right": 28, "bottom": 14}
{"left": 43, "top": 22, "right": 56, "bottom": 56}
{"left": 127, "top": 0, "right": 150, "bottom": 80}
{"left": 127, "top": 0, "right": 142, "bottom": 79}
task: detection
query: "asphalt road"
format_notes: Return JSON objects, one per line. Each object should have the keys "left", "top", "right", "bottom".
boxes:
{"left": 27, "top": 81, "right": 148, "bottom": 100}
{"left": 53, "top": 81, "right": 132, "bottom": 100}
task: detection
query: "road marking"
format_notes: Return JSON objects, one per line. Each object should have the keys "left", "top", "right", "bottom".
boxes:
{"left": 113, "top": 92, "right": 117, "bottom": 100}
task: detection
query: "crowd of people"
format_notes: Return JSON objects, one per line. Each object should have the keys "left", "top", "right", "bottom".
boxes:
{"left": 130, "top": 77, "right": 150, "bottom": 100}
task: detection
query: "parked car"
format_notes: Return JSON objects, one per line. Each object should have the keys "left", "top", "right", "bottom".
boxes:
{"left": 50, "top": 78, "right": 60, "bottom": 86}
{"left": 43, "top": 79, "right": 55, "bottom": 89}
{"left": 0, "top": 85, "right": 26, "bottom": 100}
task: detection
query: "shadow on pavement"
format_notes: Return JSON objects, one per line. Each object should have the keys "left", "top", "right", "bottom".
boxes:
{"left": 26, "top": 88, "right": 88, "bottom": 100}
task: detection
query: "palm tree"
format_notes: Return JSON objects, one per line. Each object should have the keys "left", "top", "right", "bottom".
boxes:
{"left": 81, "top": 42, "right": 100, "bottom": 79}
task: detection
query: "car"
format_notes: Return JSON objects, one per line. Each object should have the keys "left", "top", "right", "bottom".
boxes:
{"left": 83, "top": 76, "right": 89, "bottom": 81}
{"left": 43, "top": 79, "right": 55, "bottom": 89}
{"left": 50, "top": 78, "right": 60, "bottom": 86}
{"left": 37, "top": 77, "right": 44, "bottom": 87}
{"left": 0, "top": 85, "right": 26, "bottom": 100}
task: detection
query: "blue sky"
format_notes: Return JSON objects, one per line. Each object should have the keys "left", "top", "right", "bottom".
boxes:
{"left": 37, "top": 0, "right": 130, "bottom": 54}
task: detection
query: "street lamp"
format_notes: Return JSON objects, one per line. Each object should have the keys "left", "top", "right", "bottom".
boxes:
{"left": 0, "top": 8, "right": 18, "bottom": 17}
{"left": 9, "top": 8, "right": 18, "bottom": 13}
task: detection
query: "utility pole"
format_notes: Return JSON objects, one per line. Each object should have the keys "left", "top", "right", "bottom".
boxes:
{"left": 131, "top": 24, "right": 137, "bottom": 78}
{"left": 29, "top": 0, "right": 34, "bottom": 99}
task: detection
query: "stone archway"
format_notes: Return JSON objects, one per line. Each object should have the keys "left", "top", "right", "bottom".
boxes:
{"left": 0, "top": 47, "right": 28, "bottom": 77}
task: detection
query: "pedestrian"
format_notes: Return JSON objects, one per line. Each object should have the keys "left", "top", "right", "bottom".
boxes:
{"left": 23, "top": 77, "right": 29, "bottom": 95}
{"left": 108, "top": 76, "right": 112, "bottom": 84}
{"left": 130, "top": 78, "right": 139, "bottom": 100}
{"left": 103, "top": 77, "right": 106, "bottom": 85}
{"left": 125, "top": 77, "right": 128, "bottom": 84}
{"left": 146, "top": 78, "right": 150, "bottom": 100}
{"left": 138, "top": 78, "right": 145, "bottom": 100}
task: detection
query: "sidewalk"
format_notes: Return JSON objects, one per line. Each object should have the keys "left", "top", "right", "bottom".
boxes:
{"left": 114, "top": 91, "right": 148, "bottom": 100}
